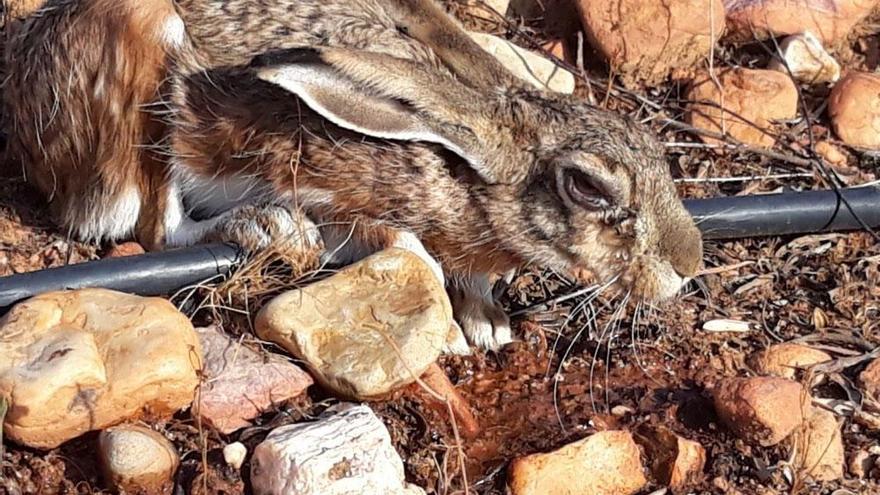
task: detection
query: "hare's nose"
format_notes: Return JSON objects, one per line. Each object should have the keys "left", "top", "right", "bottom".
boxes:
{"left": 661, "top": 222, "right": 703, "bottom": 279}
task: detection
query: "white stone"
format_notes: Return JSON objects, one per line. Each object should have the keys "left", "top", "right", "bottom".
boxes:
{"left": 250, "top": 403, "right": 426, "bottom": 495}
{"left": 224, "top": 442, "right": 248, "bottom": 470}
{"left": 98, "top": 425, "right": 179, "bottom": 495}
{"left": 768, "top": 32, "right": 841, "bottom": 84}
{"left": 469, "top": 31, "right": 575, "bottom": 94}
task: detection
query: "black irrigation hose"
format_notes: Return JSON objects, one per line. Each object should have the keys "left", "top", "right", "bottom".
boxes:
{"left": 0, "top": 186, "right": 878, "bottom": 313}
{"left": 0, "top": 243, "right": 244, "bottom": 313}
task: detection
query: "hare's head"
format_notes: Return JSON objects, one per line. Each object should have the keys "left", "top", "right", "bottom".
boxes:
{"left": 252, "top": 44, "right": 701, "bottom": 302}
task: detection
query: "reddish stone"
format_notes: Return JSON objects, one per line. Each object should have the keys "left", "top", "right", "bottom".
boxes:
{"left": 194, "top": 326, "right": 313, "bottom": 434}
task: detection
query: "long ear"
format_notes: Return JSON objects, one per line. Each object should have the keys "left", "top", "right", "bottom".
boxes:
{"left": 252, "top": 48, "right": 528, "bottom": 184}
{"left": 381, "top": 0, "right": 524, "bottom": 91}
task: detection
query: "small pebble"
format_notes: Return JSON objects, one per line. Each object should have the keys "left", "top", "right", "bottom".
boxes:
{"left": 223, "top": 442, "right": 248, "bottom": 470}
{"left": 98, "top": 425, "right": 179, "bottom": 495}
{"left": 848, "top": 449, "right": 873, "bottom": 479}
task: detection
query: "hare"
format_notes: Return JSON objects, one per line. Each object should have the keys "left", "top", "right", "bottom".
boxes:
{"left": 2, "top": 0, "right": 702, "bottom": 351}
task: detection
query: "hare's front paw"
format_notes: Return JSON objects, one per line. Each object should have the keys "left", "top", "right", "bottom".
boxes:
{"left": 450, "top": 274, "right": 513, "bottom": 351}
{"left": 209, "top": 204, "right": 322, "bottom": 253}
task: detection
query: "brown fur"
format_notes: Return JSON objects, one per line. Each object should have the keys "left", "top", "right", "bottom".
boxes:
{"left": 2, "top": 0, "right": 702, "bottom": 307}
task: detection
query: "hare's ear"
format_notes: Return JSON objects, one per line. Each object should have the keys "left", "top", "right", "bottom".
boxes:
{"left": 252, "top": 48, "right": 527, "bottom": 185}
{"left": 254, "top": 49, "right": 437, "bottom": 143}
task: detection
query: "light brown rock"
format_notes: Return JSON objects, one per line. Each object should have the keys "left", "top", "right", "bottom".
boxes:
{"left": 859, "top": 357, "right": 880, "bottom": 401}
{"left": 749, "top": 343, "right": 832, "bottom": 380}
{"left": 0, "top": 289, "right": 201, "bottom": 449}
{"left": 105, "top": 242, "right": 146, "bottom": 259}
{"left": 577, "top": 0, "right": 726, "bottom": 85}
{"left": 792, "top": 409, "right": 844, "bottom": 481}
{"left": 687, "top": 68, "right": 799, "bottom": 148}
{"left": 193, "top": 326, "right": 313, "bottom": 434}
{"left": 713, "top": 377, "right": 811, "bottom": 446}
{"left": 5, "top": 0, "right": 46, "bottom": 19}
{"left": 829, "top": 71, "right": 880, "bottom": 149}
{"left": 638, "top": 427, "right": 706, "bottom": 492}
{"left": 767, "top": 32, "right": 841, "bottom": 83}
{"left": 815, "top": 140, "right": 848, "bottom": 166}
{"left": 724, "top": 0, "right": 879, "bottom": 43}
{"left": 508, "top": 431, "right": 647, "bottom": 495}
{"left": 255, "top": 249, "right": 451, "bottom": 400}
{"left": 469, "top": 31, "right": 575, "bottom": 93}
{"left": 98, "top": 425, "right": 180, "bottom": 495}
{"left": 463, "top": 0, "right": 510, "bottom": 15}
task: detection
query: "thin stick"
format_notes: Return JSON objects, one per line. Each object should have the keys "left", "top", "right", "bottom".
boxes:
{"left": 511, "top": 284, "right": 600, "bottom": 316}
{"left": 368, "top": 308, "right": 470, "bottom": 494}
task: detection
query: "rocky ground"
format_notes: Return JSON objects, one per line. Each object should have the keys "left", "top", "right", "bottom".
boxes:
{"left": 1, "top": 0, "right": 880, "bottom": 494}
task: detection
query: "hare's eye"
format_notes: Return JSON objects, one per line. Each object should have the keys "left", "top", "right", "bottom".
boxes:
{"left": 563, "top": 169, "right": 613, "bottom": 210}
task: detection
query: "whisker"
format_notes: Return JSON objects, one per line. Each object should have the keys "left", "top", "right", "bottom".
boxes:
{"left": 604, "top": 291, "right": 631, "bottom": 412}
{"left": 588, "top": 291, "right": 627, "bottom": 414}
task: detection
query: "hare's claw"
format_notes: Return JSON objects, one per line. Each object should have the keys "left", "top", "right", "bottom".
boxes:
{"left": 450, "top": 274, "right": 513, "bottom": 351}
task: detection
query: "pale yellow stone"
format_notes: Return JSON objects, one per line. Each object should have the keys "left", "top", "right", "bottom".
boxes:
{"left": 508, "top": 431, "right": 647, "bottom": 495}
{"left": 749, "top": 343, "right": 832, "bottom": 380}
{"left": 0, "top": 289, "right": 201, "bottom": 449}
{"left": 256, "top": 249, "right": 451, "bottom": 399}
{"left": 469, "top": 31, "right": 575, "bottom": 93}
{"left": 767, "top": 32, "right": 841, "bottom": 84}
{"left": 793, "top": 409, "right": 844, "bottom": 481}
{"left": 98, "top": 425, "right": 180, "bottom": 494}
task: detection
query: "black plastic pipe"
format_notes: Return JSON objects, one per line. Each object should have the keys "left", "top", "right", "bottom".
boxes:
{"left": 0, "top": 186, "right": 878, "bottom": 313}
{"left": 684, "top": 185, "right": 880, "bottom": 240}
{"left": 0, "top": 243, "right": 243, "bottom": 313}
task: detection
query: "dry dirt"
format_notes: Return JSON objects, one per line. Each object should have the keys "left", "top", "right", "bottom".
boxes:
{"left": 1, "top": 1, "right": 880, "bottom": 494}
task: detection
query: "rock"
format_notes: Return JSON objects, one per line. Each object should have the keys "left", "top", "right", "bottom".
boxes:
{"left": 464, "top": 0, "right": 510, "bottom": 15}
{"left": 828, "top": 71, "right": 880, "bottom": 149}
{"left": 256, "top": 248, "right": 451, "bottom": 400}
{"left": 767, "top": 32, "right": 841, "bottom": 84}
{"left": 193, "top": 325, "right": 312, "bottom": 434}
{"left": 577, "top": 0, "right": 726, "bottom": 85}
{"left": 105, "top": 242, "right": 146, "bottom": 259}
{"left": 541, "top": 39, "right": 569, "bottom": 61}
{"left": 792, "top": 409, "right": 844, "bottom": 481}
{"left": 508, "top": 431, "right": 647, "bottom": 495}
{"left": 687, "top": 68, "right": 799, "bottom": 148}
{"left": 251, "top": 403, "right": 425, "bottom": 495}
{"left": 815, "top": 140, "right": 848, "bottom": 166}
{"left": 724, "top": 0, "right": 879, "bottom": 43}
{"left": 749, "top": 343, "right": 832, "bottom": 380}
{"left": 5, "top": 0, "right": 46, "bottom": 19}
{"left": 859, "top": 358, "right": 880, "bottom": 401}
{"left": 98, "top": 425, "right": 180, "bottom": 495}
{"left": 611, "top": 405, "right": 635, "bottom": 417}
{"left": 638, "top": 427, "right": 706, "bottom": 492}
{"left": 469, "top": 31, "right": 575, "bottom": 93}
{"left": 849, "top": 449, "right": 873, "bottom": 478}
{"left": 713, "top": 377, "right": 811, "bottom": 446}
{"left": 410, "top": 363, "right": 480, "bottom": 439}
{"left": 224, "top": 442, "right": 248, "bottom": 471}
{"left": 0, "top": 289, "right": 201, "bottom": 449}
